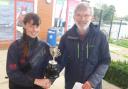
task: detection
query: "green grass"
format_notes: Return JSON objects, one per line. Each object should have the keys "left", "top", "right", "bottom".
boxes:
{"left": 109, "top": 39, "right": 128, "bottom": 48}
{"left": 110, "top": 50, "right": 118, "bottom": 54}
{"left": 123, "top": 55, "right": 128, "bottom": 59}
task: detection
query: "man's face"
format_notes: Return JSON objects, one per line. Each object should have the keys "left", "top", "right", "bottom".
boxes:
{"left": 24, "top": 20, "right": 40, "bottom": 38}
{"left": 74, "top": 8, "right": 93, "bottom": 31}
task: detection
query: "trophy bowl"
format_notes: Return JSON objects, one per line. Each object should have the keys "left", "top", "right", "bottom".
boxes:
{"left": 45, "top": 47, "right": 60, "bottom": 83}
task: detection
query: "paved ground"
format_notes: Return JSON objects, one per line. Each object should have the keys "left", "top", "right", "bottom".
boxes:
{"left": 0, "top": 44, "right": 123, "bottom": 89}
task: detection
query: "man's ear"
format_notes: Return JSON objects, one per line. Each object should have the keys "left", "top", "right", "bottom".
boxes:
{"left": 73, "top": 15, "right": 75, "bottom": 20}
{"left": 91, "top": 16, "right": 95, "bottom": 21}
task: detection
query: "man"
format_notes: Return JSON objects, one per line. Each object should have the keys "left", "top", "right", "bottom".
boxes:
{"left": 6, "top": 13, "right": 51, "bottom": 89}
{"left": 56, "top": 2, "right": 111, "bottom": 89}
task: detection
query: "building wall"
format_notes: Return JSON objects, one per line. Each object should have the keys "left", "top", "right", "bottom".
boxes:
{"left": 0, "top": 0, "right": 53, "bottom": 49}
{"left": 37, "top": 0, "right": 53, "bottom": 41}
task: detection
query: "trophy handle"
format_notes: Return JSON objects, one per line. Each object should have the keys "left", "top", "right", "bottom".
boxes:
{"left": 50, "top": 46, "right": 61, "bottom": 60}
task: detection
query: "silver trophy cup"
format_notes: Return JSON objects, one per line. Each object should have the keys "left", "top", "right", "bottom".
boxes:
{"left": 45, "top": 46, "right": 61, "bottom": 83}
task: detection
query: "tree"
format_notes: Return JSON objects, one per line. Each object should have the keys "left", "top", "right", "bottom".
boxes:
{"left": 93, "top": 7, "right": 101, "bottom": 22}
{"left": 123, "top": 15, "right": 128, "bottom": 21}
{"left": 93, "top": 4, "right": 116, "bottom": 24}
{"left": 102, "top": 5, "right": 115, "bottom": 23}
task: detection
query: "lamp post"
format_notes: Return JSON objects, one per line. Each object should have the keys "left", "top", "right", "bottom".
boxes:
{"left": 108, "top": 13, "right": 114, "bottom": 40}
{"left": 117, "top": 19, "right": 122, "bottom": 40}
{"left": 99, "top": 9, "right": 103, "bottom": 29}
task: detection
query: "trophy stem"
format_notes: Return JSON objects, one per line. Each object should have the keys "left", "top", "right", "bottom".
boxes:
{"left": 49, "top": 59, "right": 57, "bottom": 65}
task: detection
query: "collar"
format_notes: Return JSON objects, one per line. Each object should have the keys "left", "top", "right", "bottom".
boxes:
{"left": 22, "top": 32, "right": 38, "bottom": 48}
{"left": 67, "top": 24, "right": 90, "bottom": 41}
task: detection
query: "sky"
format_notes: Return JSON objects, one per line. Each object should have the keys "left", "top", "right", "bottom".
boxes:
{"left": 89, "top": 0, "right": 128, "bottom": 17}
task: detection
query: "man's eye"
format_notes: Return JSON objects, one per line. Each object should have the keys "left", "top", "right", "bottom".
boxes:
{"left": 29, "top": 26, "right": 33, "bottom": 28}
{"left": 76, "top": 14, "right": 80, "bottom": 17}
{"left": 85, "top": 15, "right": 90, "bottom": 17}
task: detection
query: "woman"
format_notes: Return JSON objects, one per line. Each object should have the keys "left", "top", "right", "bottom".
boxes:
{"left": 6, "top": 13, "right": 51, "bottom": 89}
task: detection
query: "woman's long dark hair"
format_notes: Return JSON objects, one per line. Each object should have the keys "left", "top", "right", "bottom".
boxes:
{"left": 21, "top": 13, "right": 41, "bottom": 58}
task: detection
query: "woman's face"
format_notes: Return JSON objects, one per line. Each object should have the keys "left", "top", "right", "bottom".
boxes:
{"left": 24, "top": 20, "right": 40, "bottom": 38}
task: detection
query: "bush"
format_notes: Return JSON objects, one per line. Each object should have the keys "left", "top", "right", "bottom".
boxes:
{"left": 104, "top": 61, "right": 128, "bottom": 89}
{"left": 109, "top": 39, "right": 128, "bottom": 48}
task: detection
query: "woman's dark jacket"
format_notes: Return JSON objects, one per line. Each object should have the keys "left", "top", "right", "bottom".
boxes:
{"left": 6, "top": 34, "right": 52, "bottom": 89}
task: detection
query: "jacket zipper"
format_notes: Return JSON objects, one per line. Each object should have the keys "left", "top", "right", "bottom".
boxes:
{"left": 77, "top": 43, "right": 80, "bottom": 59}
{"left": 86, "top": 42, "right": 89, "bottom": 59}
{"left": 77, "top": 42, "right": 89, "bottom": 60}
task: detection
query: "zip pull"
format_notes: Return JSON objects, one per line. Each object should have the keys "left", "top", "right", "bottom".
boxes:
{"left": 86, "top": 42, "right": 89, "bottom": 59}
{"left": 77, "top": 43, "right": 80, "bottom": 59}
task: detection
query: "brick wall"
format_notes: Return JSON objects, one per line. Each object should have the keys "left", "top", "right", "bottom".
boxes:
{"left": 37, "top": 0, "right": 53, "bottom": 41}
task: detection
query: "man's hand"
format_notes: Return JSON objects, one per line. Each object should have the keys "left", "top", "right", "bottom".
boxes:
{"left": 34, "top": 78, "right": 51, "bottom": 89}
{"left": 82, "top": 81, "right": 92, "bottom": 89}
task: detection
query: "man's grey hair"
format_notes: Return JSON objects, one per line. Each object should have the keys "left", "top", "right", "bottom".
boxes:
{"left": 74, "top": 2, "right": 94, "bottom": 16}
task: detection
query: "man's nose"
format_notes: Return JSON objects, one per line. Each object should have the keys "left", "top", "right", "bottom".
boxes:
{"left": 81, "top": 16, "right": 86, "bottom": 21}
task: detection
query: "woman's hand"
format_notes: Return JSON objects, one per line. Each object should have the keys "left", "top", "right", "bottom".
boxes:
{"left": 34, "top": 78, "right": 51, "bottom": 89}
